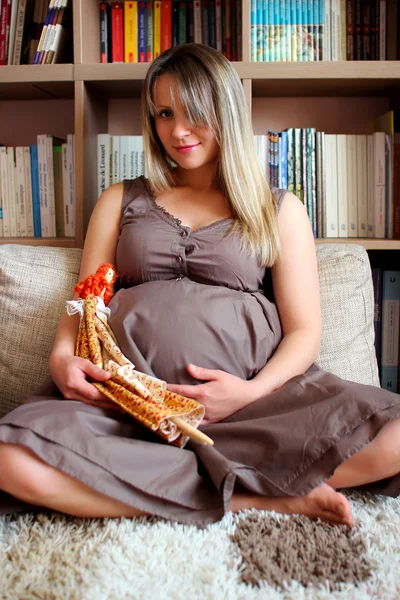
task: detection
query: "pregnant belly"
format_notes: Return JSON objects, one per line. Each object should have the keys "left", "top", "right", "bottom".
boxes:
{"left": 108, "top": 279, "right": 280, "bottom": 385}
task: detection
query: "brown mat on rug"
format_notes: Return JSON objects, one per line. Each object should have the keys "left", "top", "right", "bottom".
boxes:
{"left": 230, "top": 513, "right": 372, "bottom": 590}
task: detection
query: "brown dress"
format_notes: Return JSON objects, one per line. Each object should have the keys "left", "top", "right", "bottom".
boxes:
{"left": 0, "top": 176, "right": 400, "bottom": 524}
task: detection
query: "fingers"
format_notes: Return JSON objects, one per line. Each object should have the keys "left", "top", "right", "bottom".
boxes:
{"left": 186, "top": 364, "right": 220, "bottom": 381}
{"left": 80, "top": 359, "right": 111, "bottom": 381}
{"left": 167, "top": 383, "right": 200, "bottom": 399}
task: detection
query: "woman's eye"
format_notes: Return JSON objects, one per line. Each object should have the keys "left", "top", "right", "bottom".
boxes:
{"left": 157, "top": 109, "right": 172, "bottom": 118}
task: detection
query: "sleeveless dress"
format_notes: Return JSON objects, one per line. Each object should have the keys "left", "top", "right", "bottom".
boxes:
{"left": 1, "top": 176, "right": 400, "bottom": 524}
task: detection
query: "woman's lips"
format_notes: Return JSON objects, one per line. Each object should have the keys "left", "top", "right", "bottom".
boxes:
{"left": 174, "top": 143, "right": 200, "bottom": 154}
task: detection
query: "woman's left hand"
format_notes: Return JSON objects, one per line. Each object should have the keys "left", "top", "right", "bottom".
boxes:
{"left": 167, "top": 364, "right": 259, "bottom": 425}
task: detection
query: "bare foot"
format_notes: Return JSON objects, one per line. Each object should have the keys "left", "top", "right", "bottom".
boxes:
{"left": 231, "top": 483, "right": 353, "bottom": 526}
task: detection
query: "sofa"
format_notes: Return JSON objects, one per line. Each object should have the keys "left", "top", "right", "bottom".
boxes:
{"left": 0, "top": 242, "right": 379, "bottom": 419}
{"left": 2, "top": 242, "right": 395, "bottom": 599}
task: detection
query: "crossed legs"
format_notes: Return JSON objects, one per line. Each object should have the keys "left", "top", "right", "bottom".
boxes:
{"left": 1, "top": 417, "right": 400, "bottom": 525}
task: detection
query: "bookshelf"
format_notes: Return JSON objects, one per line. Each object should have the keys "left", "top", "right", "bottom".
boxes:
{"left": 0, "top": 0, "right": 399, "bottom": 254}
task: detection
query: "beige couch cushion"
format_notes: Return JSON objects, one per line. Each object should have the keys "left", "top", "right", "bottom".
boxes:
{"left": 0, "top": 242, "right": 379, "bottom": 418}
{"left": 316, "top": 243, "right": 380, "bottom": 387}
{"left": 0, "top": 245, "right": 82, "bottom": 417}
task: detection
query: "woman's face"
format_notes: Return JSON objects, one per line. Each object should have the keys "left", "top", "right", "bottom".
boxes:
{"left": 152, "top": 74, "right": 219, "bottom": 171}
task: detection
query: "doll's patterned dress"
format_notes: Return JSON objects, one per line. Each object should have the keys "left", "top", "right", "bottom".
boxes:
{"left": 1, "top": 176, "right": 400, "bottom": 523}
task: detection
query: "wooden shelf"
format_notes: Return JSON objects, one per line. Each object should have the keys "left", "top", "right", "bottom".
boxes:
{"left": 0, "top": 65, "right": 74, "bottom": 100}
{"left": 73, "top": 61, "right": 400, "bottom": 98}
{"left": 75, "top": 63, "right": 149, "bottom": 98}
{"left": 315, "top": 238, "right": 400, "bottom": 250}
{"left": 0, "top": 238, "right": 77, "bottom": 248}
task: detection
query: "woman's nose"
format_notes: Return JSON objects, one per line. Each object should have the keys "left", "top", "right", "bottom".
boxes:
{"left": 172, "top": 116, "right": 192, "bottom": 138}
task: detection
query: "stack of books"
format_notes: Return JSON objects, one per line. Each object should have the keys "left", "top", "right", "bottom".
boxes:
{"left": 255, "top": 113, "right": 400, "bottom": 240}
{"left": 97, "top": 134, "right": 145, "bottom": 197}
{"left": 100, "top": 0, "right": 242, "bottom": 63}
{"left": 0, "top": 134, "right": 75, "bottom": 238}
{"left": 372, "top": 268, "right": 400, "bottom": 393}
{"left": 0, "top": 0, "right": 72, "bottom": 66}
{"left": 251, "top": 0, "right": 400, "bottom": 62}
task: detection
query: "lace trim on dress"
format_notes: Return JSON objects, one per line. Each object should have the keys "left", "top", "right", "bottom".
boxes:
{"left": 140, "top": 175, "right": 234, "bottom": 234}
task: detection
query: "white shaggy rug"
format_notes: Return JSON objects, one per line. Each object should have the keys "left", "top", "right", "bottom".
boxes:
{"left": 1, "top": 491, "right": 400, "bottom": 600}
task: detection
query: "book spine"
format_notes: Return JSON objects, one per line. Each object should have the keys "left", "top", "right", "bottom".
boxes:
{"left": 161, "top": 0, "right": 172, "bottom": 51}
{"left": 209, "top": 0, "right": 216, "bottom": 50}
{"left": 347, "top": 134, "right": 358, "bottom": 237}
{"left": 6, "top": 147, "right": 18, "bottom": 237}
{"left": 15, "top": 146, "right": 27, "bottom": 237}
{"left": 146, "top": 0, "right": 153, "bottom": 61}
{"left": 324, "top": 0, "right": 330, "bottom": 59}
{"left": 153, "top": 0, "right": 161, "bottom": 57}
{"left": 137, "top": 1, "right": 146, "bottom": 61}
{"left": 216, "top": 0, "right": 222, "bottom": 52}
{"left": 194, "top": 0, "right": 202, "bottom": 43}
{"left": 280, "top": 131, "right": 288, "bottom": 189}
{"left": 356, "top": 134, "right": 368, "bottom": 236}
{"left": 0, "top": 0, "right": 9, "bottom": 64}
{"left": 346, "top": 0, "right": 354, "bottom": 59}
{"left": 361, "top": 0, "right": 371, "bottom": 60}
{"left": 111, "top": 2, "right": 124, "bottom": 62}
{"left": 0, "top": 148, "right": 9, "bottom": 237}
{"left": 301, "top": 128, "right": 308, "bottom": 208}
{"left": 324, "top": 134, "right": 339, "bottom": 237}
{"left": 124, "top": 1, "right": 138, "bottom": 62}
{"left": 381, "top": 270, "right": 400, "bottom": 392}
{"left": 100, "top": 2, "right": 110, "bottom": 63}
{"left": 187, "top": 0, "right": 194, "bottom": 43}
{"left": 379, "top": 0, "right": 386, "bottom": 59}
{"left": 373, "top": 131, "right": 386, "bottom": 238}
{"left": 66, "top": 133, "right": 75, "bottom": 237}
{"left": 394, "top": 141, "right": 400, "bottom": 240}
{"left": 290, "top": 0, "right": 296, "bottom": 60}
{"left": 354, "top": 0, "right": 361, "bottom": 59}
{"left": 286, "top": 129, "right": 295, "bottom": 194}
{"left": 112, "top": 136, "right": 120, "bottom": 184}
{"left": 310, "top": 128, "right": 317, "bottom": 235}
{"left": 313, "top": 0, "right": 319, "bottom": 61}
{"left": 337, "top": 134, "right": 348, "bottom": 237}
{"left": 53, "top": 145, "right": 64, "bottom": 237}
{"left": 225, "top": 0, "right": 231, "bottom": 59}
{"left": 7, "top": 0, "right": 20, "bottom": 64}
{"left": 97, "top": 134, "right": 110, "bottom": 198}
{"left": 372, "top": 267, "right": 383, "bottom": 372}
{"left": 29, "top": 144, "right": 41, "bottom": 237}
{"left": 45, "top": 135, "right": 56, "bottom": 237}
{"left": 119, "top": 135, "right": 130, "bottom": 181}
{"left": 307, "top": 0, "right": 314, "bottom": 61}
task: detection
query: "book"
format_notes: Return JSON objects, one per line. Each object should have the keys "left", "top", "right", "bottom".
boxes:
{"left": 6, "top": 147, "right": 18, "bottom": 237}
{"left": 124, "top": 0, "right": 138, "bottom": 62}
{"left": 161, "top": 0, "right": 172, "bottom": 52}
{"left": 0, "top": 147, "right": 9, "bottom": 237}
{"left": 15, "top": 146, "right": 27, "bottom": 237}
{"left": 146, "top": 0, "right": 153, "bottom": 61}
{"left": 98, "top": 134, "right": 111, "bottom": 198}
{"left": 153, "top": 0, "right": 161, "bottom": 58}
{"left": 100, "top": 1, "right": 111, "bottom": 63}
{"left": 372, "top": 267, "right": 383, "bottom": 372}
{"left": 138, "top": 0, "right": 146, "bottom": 61}
{"left": 30, "top": 144, "right": 42, "bottom": 237}
{"left": 346, "top": 134, "right": 358, "bottom": 237}
{"left": 111, "top": 1, "right": 124, "bottom": 63}
{"left": 324, "top": 134, "right": 339, "bottom": 237}
{"left": 356, "top": 134, "right": 368, "bottom": 237}
{"left": 53, "top": 145, "right": 64, "bottom": 237}
{"left": 0, "top": 0, "right": 10, "bottom": 65}
{"left": 381, "top": 270, "right": 400, "bottom": 392}
{"left": 373, "top": 131, "right": 386, "bottom": 238}
{"left": 7, "top": 0, "right": 19, "bottom": 64}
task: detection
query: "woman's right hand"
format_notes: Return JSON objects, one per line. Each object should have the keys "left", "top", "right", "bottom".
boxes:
{"left": 49, "top": 353, "right": 124, "bottom": 412}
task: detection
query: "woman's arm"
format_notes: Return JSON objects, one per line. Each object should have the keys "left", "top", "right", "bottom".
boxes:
{"left": 48, "top": 183, "right": 124, "bottom": 405}
{"left": 250, "top": 192, "right": 321, "bottom": 398}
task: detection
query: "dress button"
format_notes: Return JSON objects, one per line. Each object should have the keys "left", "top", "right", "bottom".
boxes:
{"left": 181, "top": 230, "right": 189, "bottom": 237}
{"left": 176, "top": 255, "right": 183, "bottom": 263}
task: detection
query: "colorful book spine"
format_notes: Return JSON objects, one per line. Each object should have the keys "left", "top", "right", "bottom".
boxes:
{"left": 177, "top": 0, "right": 187, "bottom": 44}
{"left": 138, "top": 1, "right": 146, "bottom": 61}
{"left": 30, "top": 145, "right": 41, "bottom": 237}
{"left": 100, "top": 2, "right": 111, "bottom": 63}
{"left": 124, "top": 1, "right": 138, "bottom": 62}
{"left": 111, "top": 2, "right": 124, "bottom": 62}
{"left": 161, "top": 0, "right": 172, "bottom": 51}
{"left": 146, "top": 0, "right": 153, "bottom": 61}
{"left": 280, "top": 131, "right": 288, "bottom": 189}
{"left": 287, "top": 129, "right": 295, "bottom": 194}
{"left": 153, "top": 0, "right": 161, "bottom": 57}
{"left": 318, "top": 0, "right": 324, "bottom": 59}
{"left": 381, "top": 270, "right": 400, "bottom": 392}
{"left": 0, "top": 0, "right": 10, "bottom": 65}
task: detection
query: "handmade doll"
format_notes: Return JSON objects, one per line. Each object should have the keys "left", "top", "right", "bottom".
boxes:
{"left": 66, "top": 264, "right": 213, "bottom": 448}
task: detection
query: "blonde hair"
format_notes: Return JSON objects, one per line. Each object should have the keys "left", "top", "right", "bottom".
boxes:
{"left": 141, "top": 43, "right": 280, "bottom": 266}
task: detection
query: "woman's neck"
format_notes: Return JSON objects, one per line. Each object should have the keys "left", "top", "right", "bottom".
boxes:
{"left": 174, "top": 164, "right": 220, "bottom": 192}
